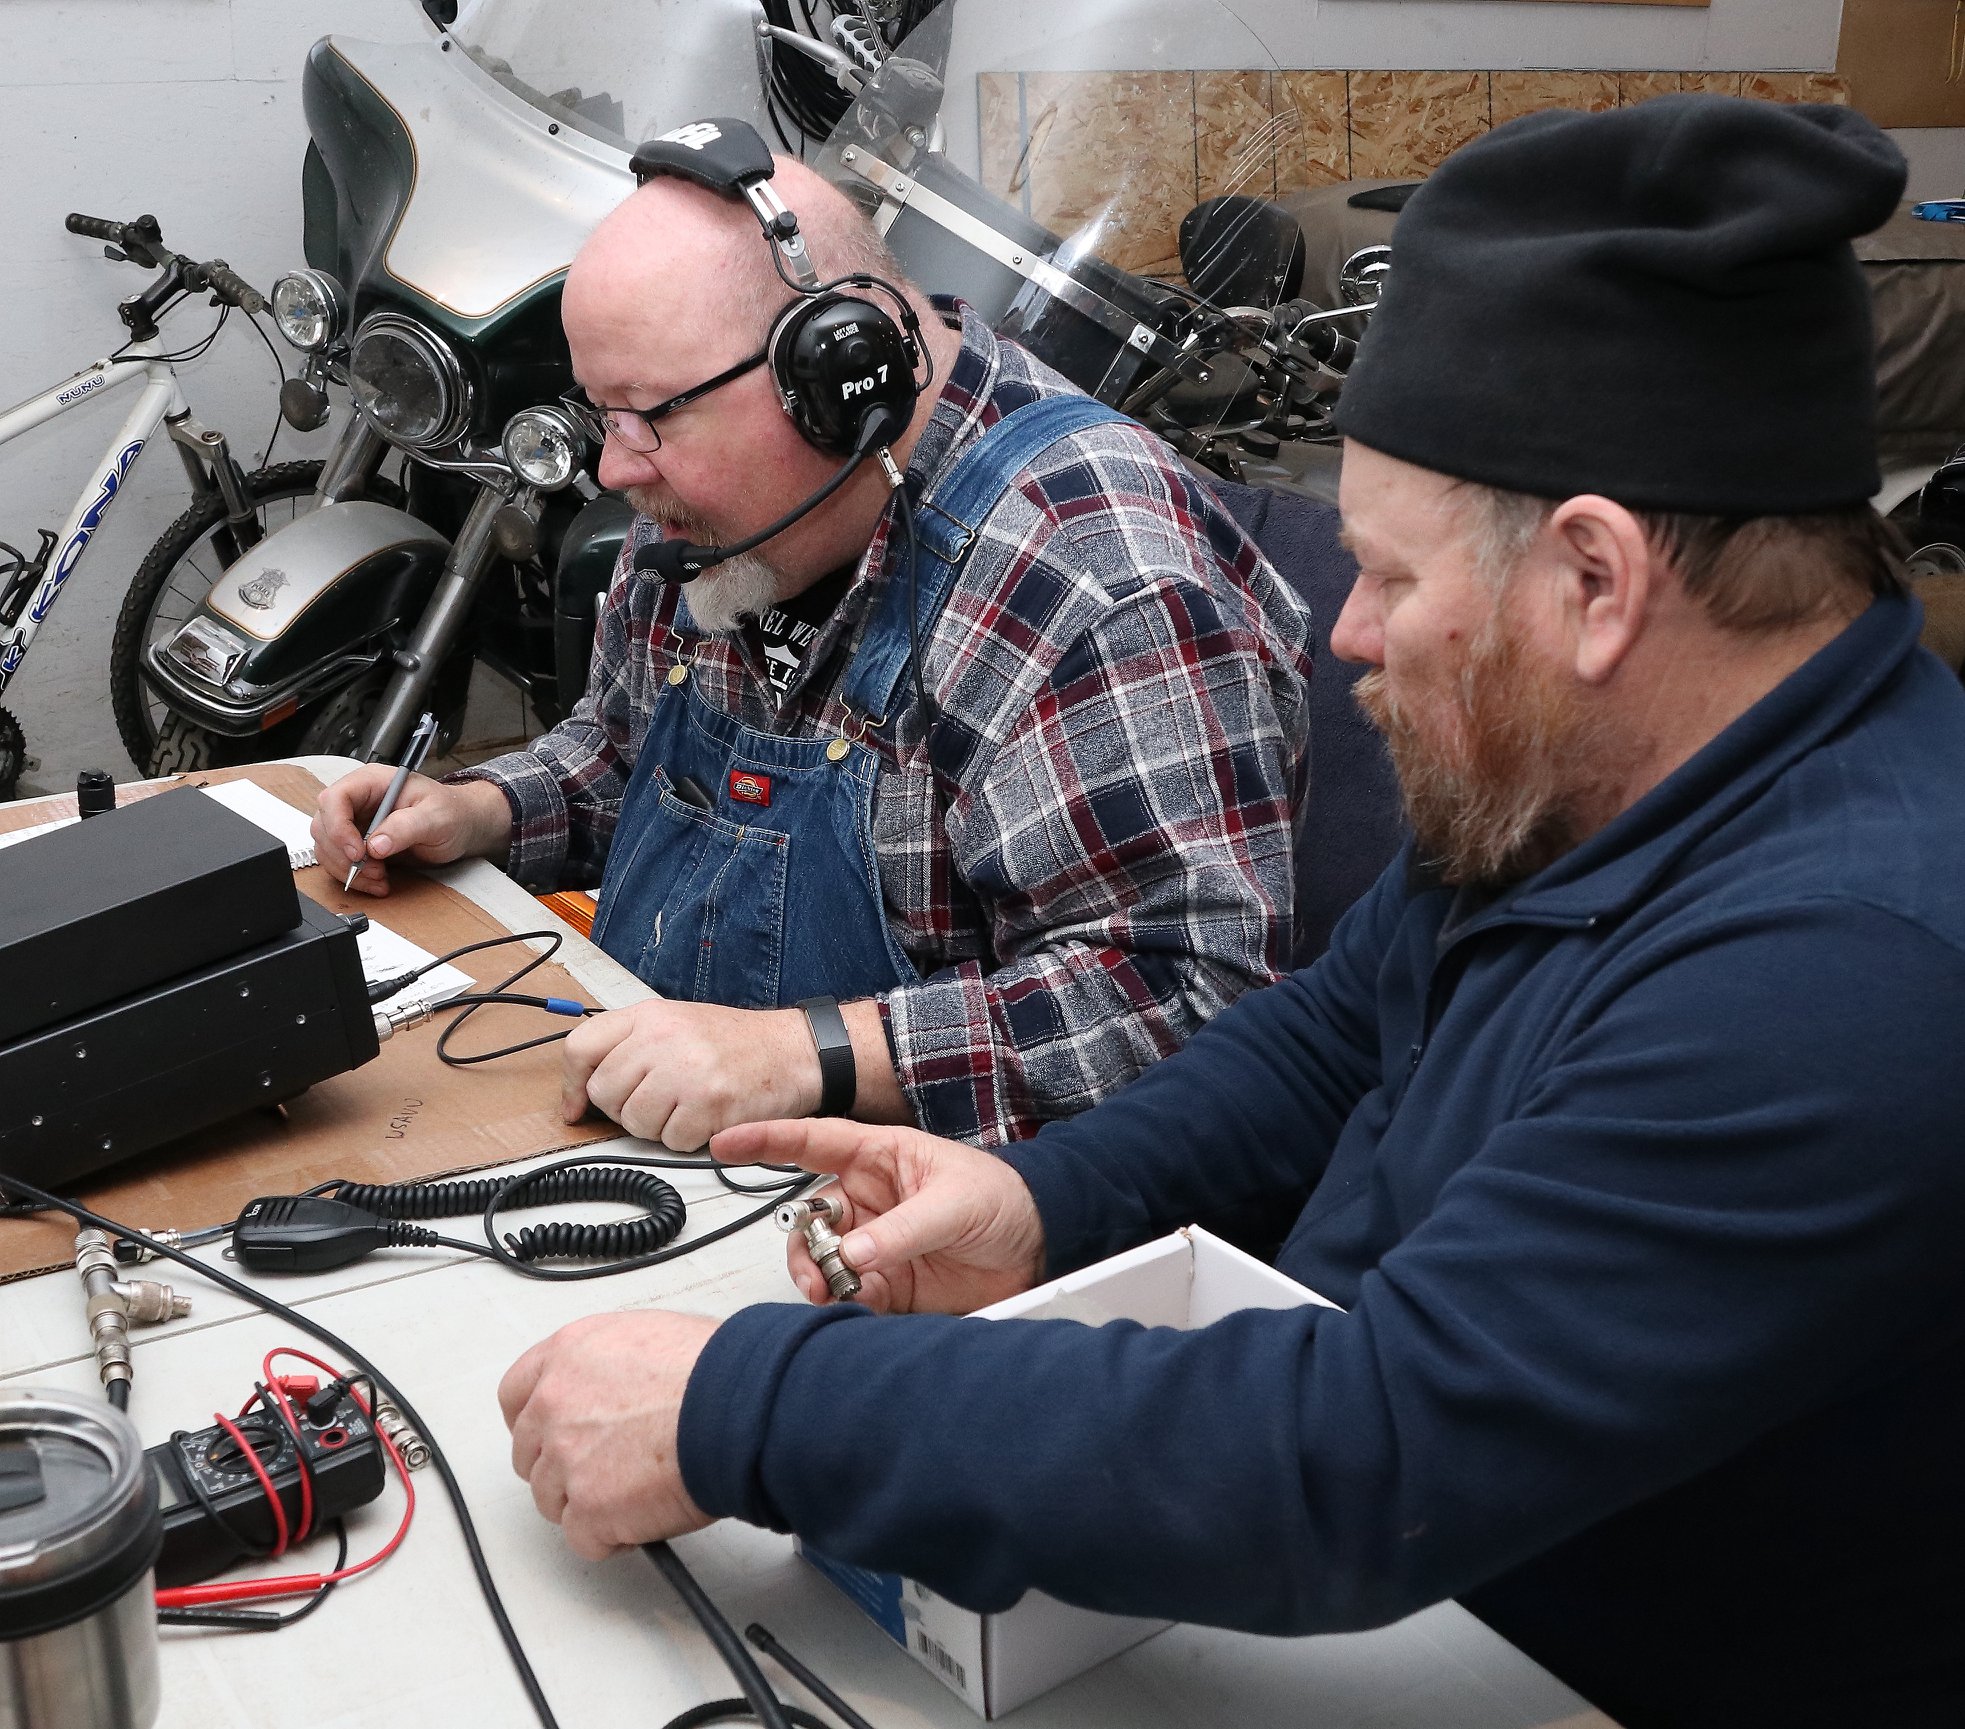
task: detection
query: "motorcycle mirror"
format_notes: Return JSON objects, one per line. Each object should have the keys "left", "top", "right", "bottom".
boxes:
{"left": 1338, "top": 245, "right": 1393, "bottom": 309}
{"left": 279, "top": 377, "right": 331, "bottom": 433}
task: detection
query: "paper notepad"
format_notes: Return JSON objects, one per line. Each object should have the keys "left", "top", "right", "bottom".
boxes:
{"left": 197, "top": 781, "right": 319, "bottom": 868}
{"left": 357, "top": 919, "right": 474, "bottom": 1016}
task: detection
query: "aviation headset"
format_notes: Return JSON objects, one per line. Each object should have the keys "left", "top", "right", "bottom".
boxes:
{"left": 624, "top": 117, "right": 929, "bottom": 584}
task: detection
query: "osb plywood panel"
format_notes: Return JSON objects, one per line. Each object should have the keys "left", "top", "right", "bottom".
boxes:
{"left": 1741, "top": 71, "right": 1852, "bottom": 104}
{"left": 1681, "top": 72, "right": 1747, "bottom": 97}
{"left": 1275, "top": 69, "right": 1352, "bottom": 194}
{"left": 1616, "top": 71, "right": 1688, "bottom": 104}
{"left": 1492, "top": 70, "right": 1619, "bottom": 127}
{"left": 1349, "top": 71, "right": 1489, "bottom": 178}
{"left": 1022, "top": 69, "right": 1196, "bottom": 277}
{"left": 977, "top": 70, "right": 1024, "bottom": 203}
{"left": 1197, "top": 68, "right": 1279, "bottom": 201}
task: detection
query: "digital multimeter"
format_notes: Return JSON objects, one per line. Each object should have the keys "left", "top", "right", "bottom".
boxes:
{"left": 146, "top": 1382, "right": 388, "bottom": 1587}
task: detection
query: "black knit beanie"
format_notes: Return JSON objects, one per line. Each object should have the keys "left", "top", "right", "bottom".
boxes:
{"left": 1332, "top": 96, "right": 1908, "bottom": 514}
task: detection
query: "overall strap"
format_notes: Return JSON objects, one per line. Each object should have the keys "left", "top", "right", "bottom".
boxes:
{"left": 838, "top": 393, "right": 1133, "bottom": 723}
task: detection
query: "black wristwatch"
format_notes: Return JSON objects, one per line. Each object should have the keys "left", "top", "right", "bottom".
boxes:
{"left": 797, "top": 996, "right": 857, "bottom": 1118}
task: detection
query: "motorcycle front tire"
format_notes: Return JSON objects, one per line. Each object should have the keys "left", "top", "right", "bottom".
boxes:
{"left": 113, "top": 461, "right": 408, "bottom": 775}
{"left": 111, "top": 460, "right": 325, "bottom": 773}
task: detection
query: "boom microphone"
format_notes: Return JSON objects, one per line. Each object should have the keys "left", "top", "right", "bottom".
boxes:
{"left": 633, "top": 406, "right": 903, "bottom": 584}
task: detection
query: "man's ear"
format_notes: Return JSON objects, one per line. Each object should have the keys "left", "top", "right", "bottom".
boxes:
{"left": 1548, "top": 495, "right": 1655, "bottom": 685}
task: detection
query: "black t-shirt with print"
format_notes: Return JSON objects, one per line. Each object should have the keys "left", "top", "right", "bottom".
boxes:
{"left": 754, "top": 563, "right": 854, "bottom": 700}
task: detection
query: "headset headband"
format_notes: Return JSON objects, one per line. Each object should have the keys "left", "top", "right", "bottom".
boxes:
{"left": 630, "top": 118, "right": 819, "bottom": 290}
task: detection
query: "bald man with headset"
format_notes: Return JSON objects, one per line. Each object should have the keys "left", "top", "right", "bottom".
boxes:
{"left": 313, "top": 120, "right": 1315, "bottom": 1151}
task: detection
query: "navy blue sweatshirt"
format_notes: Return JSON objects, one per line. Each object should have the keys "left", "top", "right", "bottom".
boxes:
{"left": 680, "top": 594, "right": 1965, "bottom": 1728}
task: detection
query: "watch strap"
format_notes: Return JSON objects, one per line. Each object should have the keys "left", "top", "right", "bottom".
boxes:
{"left": 797, "top": 996, "right": 857, "bottom": 1118}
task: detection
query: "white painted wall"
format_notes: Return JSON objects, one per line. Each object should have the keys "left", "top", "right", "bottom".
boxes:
{"left": 1894, "top": 127, "right": 1965, "bottom": 200}
{"left": 0, "top": 0, "right": 421, "bottom": 792}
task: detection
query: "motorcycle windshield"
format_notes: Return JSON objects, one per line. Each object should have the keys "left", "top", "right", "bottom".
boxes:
{"left": 818, "top": 0, "right": 1320, "bottom": 308}
{"left": 445, "top": 0, "right": 776, "bottom": 150}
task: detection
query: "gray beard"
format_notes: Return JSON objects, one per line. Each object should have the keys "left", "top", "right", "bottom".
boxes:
{"left": 629, "top": 486, "right": 790, "bottom": 633}
{"left": 680, "top": 550, "right": 787, "bottom": 633}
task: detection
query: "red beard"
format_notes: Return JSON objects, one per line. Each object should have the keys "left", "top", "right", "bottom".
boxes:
{"left": 1354, "top": 609, "right": 1630, "bottom": 889}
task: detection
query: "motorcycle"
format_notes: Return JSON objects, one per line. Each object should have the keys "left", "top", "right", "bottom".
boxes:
{"left": 122, "top": 0, "right": 1383, "bottom": 770}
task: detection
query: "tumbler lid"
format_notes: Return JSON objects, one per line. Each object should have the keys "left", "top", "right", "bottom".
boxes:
{"left": 0, "top": 1388, "right": 160, "bottom": 1640}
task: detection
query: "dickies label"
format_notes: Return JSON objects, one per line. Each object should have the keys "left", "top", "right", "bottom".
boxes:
{"left": 728, "top": 771, "right": 773, "bottom": 807}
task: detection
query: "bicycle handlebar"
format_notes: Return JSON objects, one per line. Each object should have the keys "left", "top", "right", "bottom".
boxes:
{"left": 65, "top": 212, "right": 129, "bottom": 242}
{"left": 64, "top": 212, "right": 266, "bottom": 313}
{"left": 200, "top": 259, "right": 266, "bottom": 316}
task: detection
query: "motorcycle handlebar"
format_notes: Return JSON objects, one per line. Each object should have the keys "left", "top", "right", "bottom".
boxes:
{"left": 200, "top": 258, "right": 265, "bottom": 315}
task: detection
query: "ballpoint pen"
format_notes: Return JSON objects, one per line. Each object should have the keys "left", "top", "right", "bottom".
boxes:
{"left": 345, "top": 711, "right": 440, "bottom": 891}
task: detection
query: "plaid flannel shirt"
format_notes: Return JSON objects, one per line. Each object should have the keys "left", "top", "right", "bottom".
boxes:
{"left": 457, "top": 310, "right": 1314, "bottom": 1145}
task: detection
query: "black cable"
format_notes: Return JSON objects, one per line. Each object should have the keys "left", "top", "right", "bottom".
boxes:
{"left": 156, "top": 1522, "right": 350, "bottom": 1632}
{"left": 322, "top": 1162, "right": 687, "bottom": 1266}
{"left": 0, "top": 1173, "right": 563, "bottom": 1729}
{"left": 662, "top": 1705, "right": 829, "bottom": 1729}
{"left": 241, "top": 308, "right": 289, "bottom": 467}
{"left": 746, "top": 1623, "right": 879, "bottom": 1729}
{"left": 895, "top": 485, "right": 935, "bottom": 738}
{"left": 106, "top": 1378, "right": 130, "bottom": 1411}
{"left": 477, "top": 1154, "right": 814, "bottom": 1283}
{"left": 647, "top": 1541, "right": 796, "bottom": 1729}
{"left": 389, "top": 927, "right": 600, "bottom": 1066}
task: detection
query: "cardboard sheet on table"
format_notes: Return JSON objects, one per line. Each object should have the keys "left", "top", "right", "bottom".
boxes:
{"left": 0, "top": 764, "right": 616, "bottom": 1282}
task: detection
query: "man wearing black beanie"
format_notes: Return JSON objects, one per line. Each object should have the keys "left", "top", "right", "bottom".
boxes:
{"left": 501, "top": 99, "right": 1965, "bottom": 1728}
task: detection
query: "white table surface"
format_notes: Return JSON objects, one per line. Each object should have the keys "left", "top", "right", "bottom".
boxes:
{"left": 0, "top": 762, "right": 1611, "bottom": 1729}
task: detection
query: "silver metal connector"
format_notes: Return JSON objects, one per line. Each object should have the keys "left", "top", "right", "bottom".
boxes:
{"left": 371, "top": 997, "right": 437, "bottom": 1044}
{"left": 113, "top": 1227, "right": 183, "bottom": 1265}
{"left": 75, "top": 1228, "right": 191, "bottom": 1394}
{"left": 372, "top": 1401, "right": 431, "bottom": 1471}
{"left": 775, "top": 1193, "right": 861, "bottom": 1302}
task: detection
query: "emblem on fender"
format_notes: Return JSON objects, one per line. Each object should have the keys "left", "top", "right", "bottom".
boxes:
{"left": 236, "top": 567, "right": 290, "bottom": 611}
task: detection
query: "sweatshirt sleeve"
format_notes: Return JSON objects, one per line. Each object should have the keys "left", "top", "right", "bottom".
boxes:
{"left": 677, "top": 901, "right": 1965, "bottom": 1635}
{"left": 995, "top": 854, "right": 1404, "bottom": 1276}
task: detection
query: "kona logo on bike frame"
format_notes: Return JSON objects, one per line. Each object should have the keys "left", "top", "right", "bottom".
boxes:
{"left": 30, "top": 438, "right": 145, "bottom": 625}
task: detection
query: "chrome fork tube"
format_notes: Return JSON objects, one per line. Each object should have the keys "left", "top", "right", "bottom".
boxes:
{"left": 316, "top": 416, "right": 387, "bottom": 503}
{"left": 359, "top": 481, "right": 505, "bottom": 761}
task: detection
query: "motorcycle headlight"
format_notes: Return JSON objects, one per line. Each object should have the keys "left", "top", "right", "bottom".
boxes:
{"left": 269, "top": 270, "right": 346, "bottom": 352}
{"left": 348, "top": 312, "right": 474, "bottom": 450}
{"left": 501, "top": 406, "right": 584, "bottom": 491}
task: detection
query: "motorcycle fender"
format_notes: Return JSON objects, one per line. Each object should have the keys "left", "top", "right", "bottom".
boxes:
{"left": 198, "top": 500, "right": 450, "bottom": 686}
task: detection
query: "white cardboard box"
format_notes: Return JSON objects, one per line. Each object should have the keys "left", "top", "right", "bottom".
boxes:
{"left": 800, "top": 1226, "right": 1341, "bottom": 1719}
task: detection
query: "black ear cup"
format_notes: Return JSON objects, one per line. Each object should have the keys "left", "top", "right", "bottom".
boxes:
{"left": 770, "top": 292, "right": 922, "bottom": 457}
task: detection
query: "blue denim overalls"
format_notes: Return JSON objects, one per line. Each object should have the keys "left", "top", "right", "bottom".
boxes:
{"left": 590, "top": 394, "right": 1127, "bottom": 1007}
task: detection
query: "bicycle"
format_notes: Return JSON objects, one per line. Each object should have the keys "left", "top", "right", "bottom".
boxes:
{"left": 0, "top": 211, "right": 282, "bottom": 798}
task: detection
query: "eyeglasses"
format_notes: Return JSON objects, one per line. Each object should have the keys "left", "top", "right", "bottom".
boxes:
{"left": 561, "top": 345, "right": 770, "bottom": 453}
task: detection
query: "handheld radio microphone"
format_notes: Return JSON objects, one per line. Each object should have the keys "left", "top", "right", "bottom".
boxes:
{"left": 633, "top": 405, "right": 903, "bottom": 584}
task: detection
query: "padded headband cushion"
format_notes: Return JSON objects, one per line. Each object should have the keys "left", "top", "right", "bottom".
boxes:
{"left": 630, "top": 117, "right": 776, "bottom": 196}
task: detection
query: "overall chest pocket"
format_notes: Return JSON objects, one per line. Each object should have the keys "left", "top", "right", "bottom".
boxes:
{"left": 604, "top": 770, "right": 792, "bottom": 1010}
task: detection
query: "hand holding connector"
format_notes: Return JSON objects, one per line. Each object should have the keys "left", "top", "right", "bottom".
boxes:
{"left": 776, "top": 1193, "right": 861, "bottom": 1302}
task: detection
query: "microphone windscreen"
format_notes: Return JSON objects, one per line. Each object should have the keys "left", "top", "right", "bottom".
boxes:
{"left": 634, "top": 537, "right": 702, "bottom": 584}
